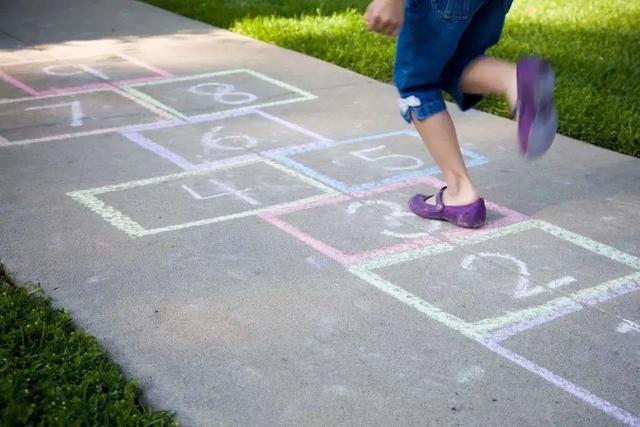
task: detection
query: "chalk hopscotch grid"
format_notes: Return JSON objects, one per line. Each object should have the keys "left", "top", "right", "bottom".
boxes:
{"left": 32, "top": 61, "right": 635, "bottom": 422}
{"left": 119, "top": 109, "right": 331, "bottom": 172}
{"left": 122, "top": 69, "right": 318, "bottom": 122}
{"left": 266, "top": 129, "right": 489, "bottom": 193}
{"left": 259, "top": 175, "right": 528, "bottom": 265}
{"left": 348, "top": 220, "right": 640, "bottom": 425}
{"left": 0, "top": 87, "right": 177, "bottom": 147}
{"left": 0, "top": 53, "right": 173, "bottom": 97}
{"left": 67, "top": 158, "right": 339, "bottom": 238}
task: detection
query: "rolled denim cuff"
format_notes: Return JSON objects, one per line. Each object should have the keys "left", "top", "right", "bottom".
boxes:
{"left": 397, "top": 94, "right": 447, "bottom": 123}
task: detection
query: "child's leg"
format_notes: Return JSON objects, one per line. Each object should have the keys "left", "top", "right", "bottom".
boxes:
{"left": 423, "top": 57, "right": 518, "bottom": 206}
{"left": 394, "top": 1, "right": 483, "bottom": 207}
{"left": 412, "top": 111, "right": 479, "bottom": 206}
{"left": 409, "top": 0, "right": 513, "bottom": 208}
{"left": 415, "top": 57, "right": 518, "bottom": 207}
{"left": 460, "top": 54, "right": 558, "bottom": 158}
{"left": 460, "top": 57, "right": 517, "bottom": 111}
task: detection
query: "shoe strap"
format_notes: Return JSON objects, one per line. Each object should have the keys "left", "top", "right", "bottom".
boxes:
{"left": 434, "top": 186, "right": 447, "bottom": 212}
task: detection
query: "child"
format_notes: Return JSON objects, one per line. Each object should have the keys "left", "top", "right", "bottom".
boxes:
{"left": 365, "top": 0, "right": 557, "bottom": 228}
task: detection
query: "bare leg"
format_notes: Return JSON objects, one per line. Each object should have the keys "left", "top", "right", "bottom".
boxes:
{"left": 461, "top": 56, "right": 517, "bottom": 110}
{"left": 414, "top": 56, "right": 517, "bottom": 206}
{"left": 413, "top": 111, "right": 478, "bottom": 206}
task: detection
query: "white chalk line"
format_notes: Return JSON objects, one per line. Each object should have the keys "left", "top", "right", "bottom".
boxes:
{"left": 118, "top": 107, "right": 332, "bottom": 176}
{"left": 0, "top": 86, "right": 113, "bottom": 104}
{"left": 253, "top": 109, "right": 331, "bottom": 142}
{"left": 122, "top": 86, "right": 315, "bottom": 124}
{"left": 450, "top": 219, "right": 538, "bottom": 246}
{"left": 352, "top": 220, "right": 537, "bottom": 272}
{"left": 474, "top": 297, "right": 582, "bottom": 339}
{"left": 188, "top": 97, "right": 316, "bottom": 122}
{"left": 69, "top": 188, "right": 335, "bottom": 238}
{"left": 26, "top": 64, "right": 635, "bottom": 422}
{"left": 67, "top": 190, "right": 147, "bottom": 237}
{"left": 262, "top": 159, "right": 338, "bottom": 194}
{"left": 243, "top": 68, "right": 317, "bottom": 100}
{"left": 71, "top": 157, "right": 261, "bottom": 195}
{"left": 120, "top": 86, "right": 190, "bottom": 121}
{"left": 616, "top": 320, "right": 640, "bottom": 334}
{"left": 475, "top": 273, "right": 640, "bottom": 341}
{"left": 125, "top": 69, "right": 257, "bottom": 87}
{"left": 531, "top": 220, "right": 640, "bottom": 270}
{"left": 67, "top": 157, "right": 338, "bottom": 237}
{"left": 112, "top": 87, "right": 178, "bottom": 121}
{"left": 572, "top": 272, "right": 640, "bottom": 306}
{"left": 353, "top": 218, "right": 640, "bottom": 338}
{"left": 137, "top": 193, "right": 335, "bottom": 237}
{"left": 121, "top": 68, "right": 316, "bottom": 122}
{"left": 1, "top": 124, "right": 166, "bottom": 147}
{"left": 346, "top": 219, "right": 640, "bottom": 425}
{"left": 0, "top": 51, "right": 155, "bottom": 68}
{"left": 348, "top": 264, "right": 640, "bottom": 425}
{"left": 0, "top": 87, "right": 177, "bottom": 146}
{"left": 115, "top": 53, "right": 173, "bottom": 77}
{"left": 125, "top": 68, "right": 317, "bottom": 100}
{"left": 484, "top": 341, "right": 640, "bottom": 426}
{"left": 348, "top": 266, "right": 480, "bottom": 338}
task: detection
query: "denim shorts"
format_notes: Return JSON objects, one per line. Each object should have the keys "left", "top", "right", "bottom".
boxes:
{"left": 394, "top": 0, "right": 513, "bottom": 123}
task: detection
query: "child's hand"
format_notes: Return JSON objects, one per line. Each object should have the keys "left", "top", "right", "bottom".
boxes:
{"left": 365, "top": 0, "right": 404, "bottom": 36}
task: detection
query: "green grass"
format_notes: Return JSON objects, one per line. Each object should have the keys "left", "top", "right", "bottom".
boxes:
{"left": 0, "top": 269, "right": 178, "bottom": 427}
{"left": 144, "top": 0, "right": 640, "bottom": 157}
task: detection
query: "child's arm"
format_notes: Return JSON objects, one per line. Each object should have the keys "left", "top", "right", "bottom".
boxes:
{"left": 365, "top": 0, "right": 405, "bottom": 36}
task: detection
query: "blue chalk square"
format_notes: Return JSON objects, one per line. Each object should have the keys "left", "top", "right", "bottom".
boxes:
{"left": 268, "top": 130, "right": 488, "bottom": 193}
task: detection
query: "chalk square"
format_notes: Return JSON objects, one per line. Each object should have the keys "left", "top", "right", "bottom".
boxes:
{"left": 123, "top": 69, "right": 316, "bottom": 120}
{"left": 501, "top": 302, "right": 640, "bottom": 414}
{"left": 120, "top": 110, "right": 328, "bottom": 171}
{"left": 0, "top": 53, "right": 171, "bottom": 97}
{"left": 349, "top": 220, "right": 640, "bottom": 340}
{"left": 0, "top": 89, "right": 171, "bottom": 146}
{"left": 67, "top": 159, "right": 338, "bottom": 238}
{"left": 260, "top": 176, "right": 527, "bottom": 265}
{"left": 268, "top": 130, "right": 488, "bottom": 193}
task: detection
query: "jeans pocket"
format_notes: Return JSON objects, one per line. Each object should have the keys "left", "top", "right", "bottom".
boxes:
{"left": 430, "top": 0, "right": 472, "bottom": 20}
{"left": 503, "top": 0, "right": 514, "bottom": 13}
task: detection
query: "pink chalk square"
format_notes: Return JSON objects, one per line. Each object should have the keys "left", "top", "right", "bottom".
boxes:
{"left": 0, "top": 53, "right": 171, "bottom": 97}
{"left": 0, "top": 74, "right": 32, "bottom": 100}
{"left": 259, "top": 176, "right": 528, "bottom": 265}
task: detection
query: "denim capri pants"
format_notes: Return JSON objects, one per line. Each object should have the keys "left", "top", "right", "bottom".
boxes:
{"left": 394, "top": 0, "right": 514, "bottom": 123}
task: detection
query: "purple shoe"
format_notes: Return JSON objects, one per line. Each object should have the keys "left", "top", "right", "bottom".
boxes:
{"left": 515, "top": 56, "right": 558, "bottom": 159}
{"left": 408, "top": 187, "right": 486, "bottom": 229}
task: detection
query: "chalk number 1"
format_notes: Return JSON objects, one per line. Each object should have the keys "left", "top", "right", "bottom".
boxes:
{"left": 25, "top": 101, "right": 85, "bottom": 127}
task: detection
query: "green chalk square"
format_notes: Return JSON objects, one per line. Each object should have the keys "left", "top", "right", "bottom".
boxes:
{"left": 349, "top": 220, "right": 640, "bottom": 340}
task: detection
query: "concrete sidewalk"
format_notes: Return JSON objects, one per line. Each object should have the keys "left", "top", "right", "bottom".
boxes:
{"left": 1, "top": 1, "right": 639, "bottom": 425}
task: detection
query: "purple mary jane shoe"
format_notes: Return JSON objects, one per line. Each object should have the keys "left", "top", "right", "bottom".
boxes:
{"left": 515, "top": 56, "right": 558, "bottom": 159}
{"left": 408, "top": 187, "right": 486, "bottom": 229}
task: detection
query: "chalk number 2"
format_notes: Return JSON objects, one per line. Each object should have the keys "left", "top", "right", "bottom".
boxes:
{"left": 461, "top": 252, "right": 576, "bottom": 299}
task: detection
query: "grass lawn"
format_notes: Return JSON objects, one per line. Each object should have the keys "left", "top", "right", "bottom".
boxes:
{"left": 144, "top": 0, "right": 639, "bottom": 158}
{"left": 0, "top": 269, "right": 178, "bottom": 426}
